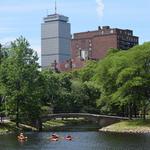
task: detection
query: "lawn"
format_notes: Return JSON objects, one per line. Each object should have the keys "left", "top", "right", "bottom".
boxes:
{"left": 99, "top": 119, "right": 150, "bottom": 133}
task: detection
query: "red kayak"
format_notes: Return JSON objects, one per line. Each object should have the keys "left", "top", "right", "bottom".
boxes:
{"left": 65, "top": 136, "right": 72, "bottom": 141}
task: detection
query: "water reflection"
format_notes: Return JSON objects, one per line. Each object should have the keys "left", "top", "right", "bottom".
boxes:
{"left": 0, "top": 132, "right": 150, "bottom": 150}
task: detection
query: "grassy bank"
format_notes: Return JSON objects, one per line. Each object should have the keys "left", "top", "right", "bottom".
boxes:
{"left": 0, "top": 121, "right": 37, "bottom": 135}
{"left": 0, "top": 119, "right": 99, "bottom": 134}
{"left": 0, "top": 122, "right": 17, "bottom": 134}
{"left": 43, "top": 118, "right": 99, "bottom": 131}
{"left": 99, "top": 119, "right": 150, "bottom": 134}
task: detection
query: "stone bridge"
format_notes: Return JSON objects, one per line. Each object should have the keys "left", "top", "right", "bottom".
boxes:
{"left": 38, "top": 113, "right": 128, "bottom": 131}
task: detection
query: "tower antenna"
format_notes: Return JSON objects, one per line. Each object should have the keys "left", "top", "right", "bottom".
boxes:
{"left": 55, "top": 0, "right": 57, "bottom": 14}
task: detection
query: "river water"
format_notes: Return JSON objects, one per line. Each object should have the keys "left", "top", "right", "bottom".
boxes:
{"left": 0, "top": 131, "right": 150, "bottom": 150}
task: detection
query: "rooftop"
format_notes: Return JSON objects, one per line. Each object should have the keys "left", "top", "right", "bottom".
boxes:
{"left": 44, "top": 14, "right": 69, "bottom": 23}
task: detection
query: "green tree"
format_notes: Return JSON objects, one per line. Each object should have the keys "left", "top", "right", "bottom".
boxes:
{"left": 78, "top": 60, "right": 97, "bottom": 82}
{"left": 95, "top": 50, "right": 129, "bottom": 115}
{"left": 0, "top": 37, "right": 41, "bottom": 126}
{"left": 94, "top": 43, "right": 150, "bottom": 119}
{"left": 81, "top": 81, "right": 100, "bottom": 113}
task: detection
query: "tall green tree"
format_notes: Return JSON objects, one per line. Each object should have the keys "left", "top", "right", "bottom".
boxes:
{"left": 94, "top": 43, "right": 150, "bottom": 119}
{"left": 0, "top": 43, "right": 9, "bottom": 120}
{"left": 0, "top": 37, "right": 42, "bottom": 126}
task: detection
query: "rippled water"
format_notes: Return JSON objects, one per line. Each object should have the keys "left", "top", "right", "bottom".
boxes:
{"left": 0, "top": 132, "right": 150, "bottom": 150}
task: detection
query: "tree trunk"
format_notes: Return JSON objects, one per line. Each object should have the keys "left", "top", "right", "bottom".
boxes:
{"left": 128, "top": 103, "right": 132, "bottom": 119}
{"left": 16, "top": 99, "right": 19, "bottom": 127}
{"left": 143, "top": 106, "right": 146, "bottom": 120}
{"left": 16, "top": 80, "right": 21, "bottom": 127}
{"left": 121, "top": 105, "right": 125, "bottom": 117}
{"left": 36, "top": 118, "right": 42, "bottom": 131}
{"left": 133, "top": 103, "right": 137, "bottom": 118}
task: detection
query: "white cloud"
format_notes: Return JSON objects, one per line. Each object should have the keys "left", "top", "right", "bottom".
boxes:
{"left": 96, "top": 0, "right": 104, "bottom": 18}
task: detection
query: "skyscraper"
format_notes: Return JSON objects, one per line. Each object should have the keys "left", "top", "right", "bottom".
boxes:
{"left": 41, "top": 13, "right": 71, "bottom": 69}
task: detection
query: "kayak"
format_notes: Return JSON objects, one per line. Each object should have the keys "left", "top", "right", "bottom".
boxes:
{"left": 51, "top": 134, "right": 59, "bottom": 138}
{"left": 65, "top": 137, "right": 72, "bottom": 141}
{"left": 50, "top": 137, "right": 59, "bottom": 141}
{"left": 18, "top": 136, "right": 27, "bottom": 141}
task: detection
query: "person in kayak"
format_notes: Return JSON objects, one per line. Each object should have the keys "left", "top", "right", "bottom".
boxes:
{"left": 49, "top": 133, "right": 59, "bottom": 141}
{"left": 18, "top": 133, "right": 27, "bottom": 140}
{"left": 65, "top": 135, "right": 72, "bottom": 140}
{"left": 52, "top": 133, "right": 59, "bottom": 138}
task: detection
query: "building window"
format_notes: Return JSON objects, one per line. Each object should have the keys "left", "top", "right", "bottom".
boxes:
{"left": 89, "top": 47, "right": 92, "bottom": 51}
{"left": 80, "top": 50, "right": 88, "bottom": 60}
{"left": 128, "top": 32, "right": 131, "bottom": 36}
{"left": 72, "top": 64, "right": 76, "bottom": 68}
{"left": 89, "top": 43, "right": 92, "bottom": 46}
{"left": 81, "top": 40, "right": 86, "bottom": 44}
{"left": 76, "top": 44, "right": 79, "bottom": 48}
{"left": 110, "top": 30, "right": 114, "bottom": 34}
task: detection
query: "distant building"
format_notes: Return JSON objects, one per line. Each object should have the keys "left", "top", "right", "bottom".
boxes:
{"left": 71, "top": 26, "right": 139, "bottom": 61}
{"left": 41, "top": 15, "right": 139, "bottom": 71}
{"left": 58, "top": 26, "right": 139, "bottom": 71}
{"left": 41, "top": 14, "right": 71, "bottom": 70}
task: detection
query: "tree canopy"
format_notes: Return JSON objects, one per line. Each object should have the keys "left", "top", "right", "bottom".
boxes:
{"left": 0, "top": 37, "right": 150, "bottom": 129}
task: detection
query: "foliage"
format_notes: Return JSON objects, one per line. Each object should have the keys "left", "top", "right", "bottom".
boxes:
{"left": 0, "top": 37, "right": 42, "bottom": 126}
{"left": 77, "top": 60, "right": 98, "bottom": 82}
{"left": 1, "top": 37, "right": 150, "bottom": 129}
{"left": 94, "top": 43, "right": 150, "bottom": 119}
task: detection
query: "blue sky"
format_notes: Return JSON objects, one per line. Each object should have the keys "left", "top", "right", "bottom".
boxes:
{"left": 0, "top": 0, "right": 150, "bottom": 62}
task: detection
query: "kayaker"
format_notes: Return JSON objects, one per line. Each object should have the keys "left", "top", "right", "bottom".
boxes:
{"left": 66, "top": 135, "right": 71, "bottom": 138}
{"left": 50, "top": 133, "right": 59, "bottom": 141}
{"left": 65, "top": 135, "right": 72, "bottom": 141}
{"left": 18, "top": 133, "right": 27, "bottom": 140}
{"left": 52, "top": 133, "right": 59, "bottom": 138}
{"left": 19, "top": 133, "right": 25, "bottom": 138}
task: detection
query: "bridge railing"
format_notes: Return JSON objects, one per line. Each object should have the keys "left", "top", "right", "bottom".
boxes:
{"left": 41, "top": 113, "right": 129, "bottom": 121}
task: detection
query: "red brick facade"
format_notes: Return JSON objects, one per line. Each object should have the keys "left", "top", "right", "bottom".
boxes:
{"left": 72, "top": 34, "right": 118, "bottom": 60}
{"left": 58, "top": 26, "right": 139, "bottom": 71}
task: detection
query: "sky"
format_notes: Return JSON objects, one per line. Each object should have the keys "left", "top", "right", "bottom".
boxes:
{"left": 0, "top": 0, "right": 150, "bottom": 63}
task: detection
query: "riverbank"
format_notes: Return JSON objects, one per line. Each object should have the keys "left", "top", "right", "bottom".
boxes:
{"left": 0, "top": 121, "right": 37, "bottom": 135}
{"left": 43, "top": 118, "right": 99, "bottom": 131}
{"left": 0, "top": 119, "right": 99, "bottom": 134}
{"left": 0, "top": 121, "right": 16, "bottom": 135}
{"left": 99, "top": 119, "right": 150, "bottom": 134}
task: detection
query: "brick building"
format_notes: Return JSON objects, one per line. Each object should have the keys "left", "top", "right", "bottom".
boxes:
{"left": 54, "top": 26, "right": 139, "bottom": 71}
{"left": 71, "top": 26, "right": 138, "bottom": 61}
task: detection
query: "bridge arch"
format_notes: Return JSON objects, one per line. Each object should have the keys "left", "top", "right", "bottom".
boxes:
{"left": 37, "top": 113, "right": 128, "bottom": 131}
